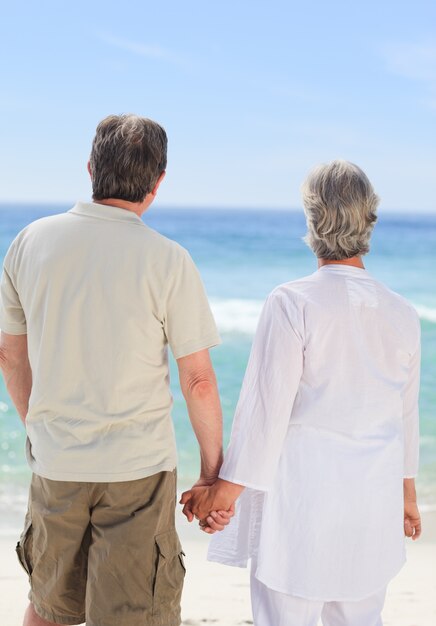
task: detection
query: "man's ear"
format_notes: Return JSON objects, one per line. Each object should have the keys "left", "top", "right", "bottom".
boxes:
{"left": 87, "top": 161, "right": 92, "bottom": 179}
{"left": 151, "top": 171, "right": 166, "bottom": 196}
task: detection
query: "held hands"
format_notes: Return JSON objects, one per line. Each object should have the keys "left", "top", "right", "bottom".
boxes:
{"left": 180, "top": 478, "right": 243, "bottom": 534}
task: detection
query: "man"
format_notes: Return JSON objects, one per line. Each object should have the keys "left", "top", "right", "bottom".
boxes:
{"left": 0, "top": 114, "right": 230, "bottom": 626}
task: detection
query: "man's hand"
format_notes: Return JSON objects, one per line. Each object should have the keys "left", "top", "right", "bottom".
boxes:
{"left": 181, "top": 477, "right": 219, "bottom": 523}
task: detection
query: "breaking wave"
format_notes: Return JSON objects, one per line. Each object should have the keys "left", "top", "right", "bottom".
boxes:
{"left": 210, "top": 298, "right": 436, "bottom": 335}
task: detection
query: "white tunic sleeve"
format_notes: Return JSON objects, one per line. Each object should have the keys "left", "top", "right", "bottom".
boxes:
{"left": 403, "top": 339, "right": 421, "bottom": 478}
{"left": 219, "top": 289, "right": 304, "bottom": 491}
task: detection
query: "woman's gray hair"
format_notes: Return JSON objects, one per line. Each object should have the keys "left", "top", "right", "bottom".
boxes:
{"left": 301, "top": 160, "right": 379, "bottom": 260}
{"left": 90, "top": 114, "right": 167, "bottom": 203}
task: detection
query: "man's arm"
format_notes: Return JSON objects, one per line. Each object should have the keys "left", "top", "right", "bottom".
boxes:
{"left": 177, "top": 348, "right": 223, "bottom": 486}
{"left": 0, "top": 332, "right": 32, "bottom": 424}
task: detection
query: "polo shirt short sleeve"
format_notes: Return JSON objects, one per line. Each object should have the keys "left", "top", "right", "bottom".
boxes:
{"left": 0, "top": 256, "right": 27, "bottom": 335}
{"left": 164, "top": 250, "right": 221, "bottom": 359}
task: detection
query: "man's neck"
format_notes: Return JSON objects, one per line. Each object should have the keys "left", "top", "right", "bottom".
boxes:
{"left": 94, "top": 197, "right": 152, "bottom": 217}
{"left": 318, "top": 256, "right": 365, "bottom": 269}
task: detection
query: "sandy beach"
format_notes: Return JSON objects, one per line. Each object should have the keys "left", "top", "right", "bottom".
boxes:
{"left": 0, "top": 509, "right": 435, "bottom": 626}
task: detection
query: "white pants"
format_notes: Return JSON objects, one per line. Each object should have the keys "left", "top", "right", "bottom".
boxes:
{"left": 250, "top": 562, "right": 387, "bottom": 626}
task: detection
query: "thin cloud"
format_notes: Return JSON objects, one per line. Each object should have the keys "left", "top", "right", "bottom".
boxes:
{"left": 382, "top": 42, "right": 436, "bottom": 83}
{"left": 382, "top": 41, "right": 436, "bottom": 112}
{"left": 97, "top": 32, "right": 186, "bottom": 67}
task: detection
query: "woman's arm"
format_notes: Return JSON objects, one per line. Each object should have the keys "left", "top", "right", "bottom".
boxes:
{"left": 402, "top": 325, "right": 421, "bottom": 540}
{"left": 181, "top": 289, "right": 305, "bottom": 526}
{"left": 404, "top": 478, "right": 421, "bottom": 540}
{"left": 403, "top": 343, "right": 421, "bottom": 479}
{"left": 217, "top": 290, "right": 304, "bottom": 491}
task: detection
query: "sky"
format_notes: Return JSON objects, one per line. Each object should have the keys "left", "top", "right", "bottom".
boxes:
{"left": 1, "top": 0, "right": 435, "bottom": 212}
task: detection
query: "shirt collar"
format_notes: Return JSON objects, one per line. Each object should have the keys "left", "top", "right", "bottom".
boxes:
{"left": 318, "top": 264, "right": 369, "bottom": 276}
{"left": 68, "top": 201, "right": 144, "bottom": 225}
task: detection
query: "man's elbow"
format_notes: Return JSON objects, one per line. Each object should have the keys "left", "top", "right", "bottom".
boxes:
{"left": 0, "top": 335, "right": 29, "bottom": 376}
{"left": 0, "top": 345, "right": 10, "bottom": 373}
{"left": 181, "top": 371, "right": 217, "bottom": 400}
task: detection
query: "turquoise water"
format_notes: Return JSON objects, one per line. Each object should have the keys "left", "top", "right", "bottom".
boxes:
{"left": 0, "top": 205, "right": 435, "bottom": 517}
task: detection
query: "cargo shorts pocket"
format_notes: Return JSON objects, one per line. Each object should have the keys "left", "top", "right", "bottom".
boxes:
{"left": 152, "top": 530, "right": 186, "bottom": 615}
{"left": 16, "top": 514, "right": 33, "bottom": 578}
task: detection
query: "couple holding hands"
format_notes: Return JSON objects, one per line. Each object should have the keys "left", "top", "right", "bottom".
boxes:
{"left": 0, "top": 114, "right": 421, "bottom": 626}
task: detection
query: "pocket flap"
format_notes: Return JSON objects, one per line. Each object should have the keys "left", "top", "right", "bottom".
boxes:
{"left": 155, "top": 530, "right": 182, "bottom": 559}
{"left": 16, "top": 513, "right": 33, "bottom": 576}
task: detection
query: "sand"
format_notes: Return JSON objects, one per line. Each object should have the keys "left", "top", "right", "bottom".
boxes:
{"left": 1, "top": 510, "right": 435, "bottom": 626}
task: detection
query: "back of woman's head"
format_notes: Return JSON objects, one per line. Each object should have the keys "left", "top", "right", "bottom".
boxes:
{"left": 301, "top": 160, "right": 379, "bottom": 260}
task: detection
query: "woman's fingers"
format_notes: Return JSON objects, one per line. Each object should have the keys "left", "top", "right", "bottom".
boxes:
{"left": 404, "top": 516, "right": 422, "bottom": 540}
{"left": 205, "top": 514, "right": 226, "bottom": 531}
{"left": 198, "top": 518, "right": 217, "bottom": 534}
{"left": 210, "top": 510, "right": 232, "bottom": 525}
{"left": 197, "top": 509, "right": 235, "bottom": 534}
{"left": 412, "top": 518, "right": 422, "bottom": 540}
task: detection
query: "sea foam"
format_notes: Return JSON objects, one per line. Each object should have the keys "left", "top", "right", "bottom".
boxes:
{"left": 210, "top": 298, "right": 263, "bottom": 334}
{"left": 413, "top": 305, "right": 436, "bottom": 324}
{"left": 210, "top": 298, "right": 436, "bottom": 335}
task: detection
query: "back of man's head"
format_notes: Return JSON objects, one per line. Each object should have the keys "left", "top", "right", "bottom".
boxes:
{"left": 89, "top": 114, "right": 167, "bottom": 203}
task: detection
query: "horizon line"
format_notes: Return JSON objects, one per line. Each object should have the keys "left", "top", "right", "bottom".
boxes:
{"left": 0, "top": 201, "right": 435, "bottom": 216}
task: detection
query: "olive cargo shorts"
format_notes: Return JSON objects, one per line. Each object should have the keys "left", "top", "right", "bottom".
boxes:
{"left": 16, "top": 470, "right": 185, "bottom": 626}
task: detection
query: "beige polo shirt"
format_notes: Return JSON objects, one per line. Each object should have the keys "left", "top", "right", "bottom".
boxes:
{"left": 0, "top": 201, "right": 221, "bottom": 482}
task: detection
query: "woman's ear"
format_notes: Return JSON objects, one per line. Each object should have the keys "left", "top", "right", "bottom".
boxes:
{"left": 87, "top": 161, "right": 92, "bottom": 179}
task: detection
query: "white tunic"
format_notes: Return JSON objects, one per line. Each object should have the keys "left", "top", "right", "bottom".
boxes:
{"left": 208, "top": 265, "right": 420, "bottom": 601}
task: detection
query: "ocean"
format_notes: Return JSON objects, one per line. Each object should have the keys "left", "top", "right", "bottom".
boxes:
{"left": 0, "top": 204, "right": 435, "bottom": 530}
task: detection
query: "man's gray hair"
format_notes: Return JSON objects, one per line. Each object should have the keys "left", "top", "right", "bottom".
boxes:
{"left": 301, "top": 160, "right": 379, "bottom": 260}
{"left": 90, "top": 114, "right": 167, "bottom": 203}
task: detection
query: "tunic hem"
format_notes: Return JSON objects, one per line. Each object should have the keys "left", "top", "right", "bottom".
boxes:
{"left": 253, "top": 556, "right": 406, "bottom": 603}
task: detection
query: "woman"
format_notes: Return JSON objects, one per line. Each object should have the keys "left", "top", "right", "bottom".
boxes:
{"left": 181, "top": 160, "right": 422, "bottom": 626}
